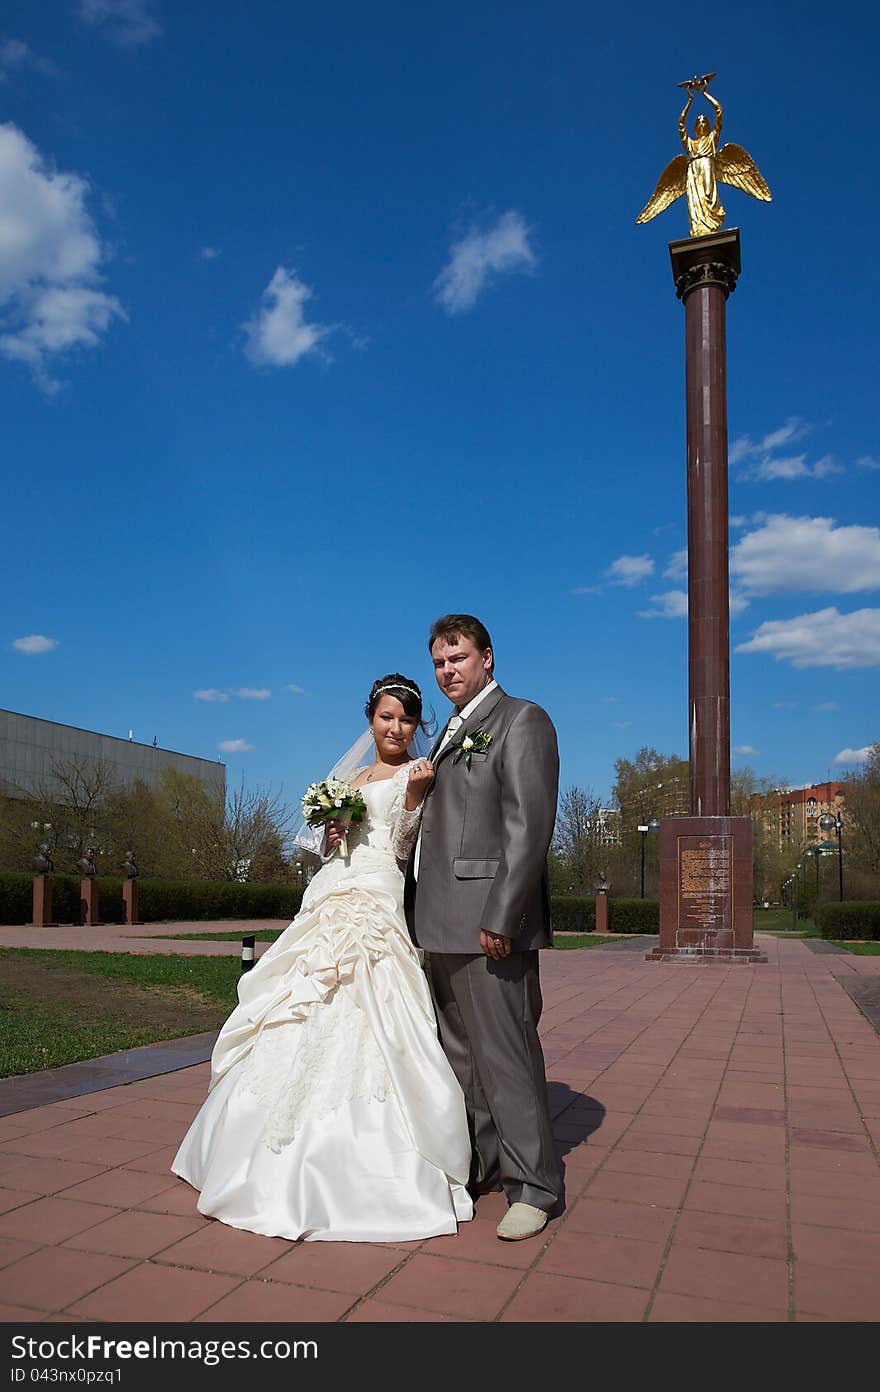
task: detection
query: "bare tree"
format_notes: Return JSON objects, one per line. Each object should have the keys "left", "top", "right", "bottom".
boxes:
{"left": 553, "top": 785, "right": 606, "bottom": 895}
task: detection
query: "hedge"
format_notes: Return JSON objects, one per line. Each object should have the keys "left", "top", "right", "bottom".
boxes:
{"left": 0, "top": 871, "right": 303, "bottom": 926}
{"left": 549, "top": 896, "right": 659, "bottom": 935}
{"left": 816, "top": 901, "right": 880, "bottom": 941}
{"left": 549, "top": 897, "right": 596, "bottom": 932}
{"left": 2, "top": 870, "right": 658, "bottom": 935}
{"left": 606, "top": 899, "right": 660, "bottom": 933}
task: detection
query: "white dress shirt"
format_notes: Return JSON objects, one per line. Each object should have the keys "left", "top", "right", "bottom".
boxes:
{"left": 413, "top": 680, "right": 498, "bottom": 879}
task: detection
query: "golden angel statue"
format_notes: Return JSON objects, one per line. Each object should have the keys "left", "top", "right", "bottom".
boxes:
{"left": 636, "top": 74, "right": 771, "bottom": 237}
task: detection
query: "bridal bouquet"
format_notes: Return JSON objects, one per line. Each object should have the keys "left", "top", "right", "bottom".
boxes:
{"left": 300, "top": 778, "right": 367, "bottom": 858}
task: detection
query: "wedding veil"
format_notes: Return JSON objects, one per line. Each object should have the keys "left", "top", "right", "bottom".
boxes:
{"left": 291, "top": 723, "right": 432, "bottom": 858}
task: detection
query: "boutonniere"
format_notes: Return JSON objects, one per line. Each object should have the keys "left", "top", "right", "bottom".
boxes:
{"left": 451, "top": 729, "right": 493, "bottom": 768}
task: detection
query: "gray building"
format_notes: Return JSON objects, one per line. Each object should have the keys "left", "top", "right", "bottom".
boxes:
{"left": 0, "top": 709, "right": 226, "bottom": 803}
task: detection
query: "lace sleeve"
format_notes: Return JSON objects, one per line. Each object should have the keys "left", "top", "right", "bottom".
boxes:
{"left": 387, "top": 766, "right": 423, "bottom": 861}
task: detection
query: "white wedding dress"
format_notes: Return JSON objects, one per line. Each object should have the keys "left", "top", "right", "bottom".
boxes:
{"left": 171, "top": 764, "right": 473, "bottom": 1242}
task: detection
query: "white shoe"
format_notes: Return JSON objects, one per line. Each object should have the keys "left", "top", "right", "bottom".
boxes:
{"left": 496, "top": 1202, "right": 549, "bottom": 1241}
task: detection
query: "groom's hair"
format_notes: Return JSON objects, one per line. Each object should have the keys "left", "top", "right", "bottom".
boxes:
{"left": 428, "top": 614, "right": 494, "bottom": 673}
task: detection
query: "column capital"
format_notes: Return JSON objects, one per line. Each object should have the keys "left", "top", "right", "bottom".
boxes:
{"left": 669, "top": 228, "right": 741, "bottom": 301}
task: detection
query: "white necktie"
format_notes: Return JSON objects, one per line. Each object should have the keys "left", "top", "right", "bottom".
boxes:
{"left": 441, "top": 714, "right": 463, "bottom": 749}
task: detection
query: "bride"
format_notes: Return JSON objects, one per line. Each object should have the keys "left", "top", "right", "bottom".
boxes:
{"left": 171, "top": 674, "right": 474, "bottom": 1242}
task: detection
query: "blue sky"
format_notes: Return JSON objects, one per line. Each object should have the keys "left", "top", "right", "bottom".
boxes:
{"left": 1, "top": 0, "right": 878, "bottom": 810}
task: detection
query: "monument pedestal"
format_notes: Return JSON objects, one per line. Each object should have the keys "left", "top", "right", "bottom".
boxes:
{"left": 31, "top": 875, "right": 55, "bottom": 928}
{"left": 595, "top": 890, "right": 609, "bottom": 935}
{"left": 647, "top": 816, "right": 765, "bottom": 962}
{"left": 122, "top": 879, "right": 139, "bottom": 926}
{"left": 80, "top": 878, "right": 100, "bottom": 927}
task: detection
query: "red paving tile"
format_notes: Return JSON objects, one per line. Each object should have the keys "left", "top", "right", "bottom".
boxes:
{"left": 262, "top": 1242, "right": 407, "bottom": 1294}
{"left": 62, "top": 1208, "right": 205, "bottom": 1258}
{"left": 648, "top": 1292, "right": 786, "bottom": 1321}
{"left": 659, "top": 1246, "right": 789, "bottom": 1309}
{"left": 794, "top": 1262, "right": 880, "bottom": 1321}
{"left": 67, "top": 1262, "right": 240, "bottom": 1322}
{"left": 791, "top": 1222, "right": 880, "bottom": 1273}
{"left": 0, "top": 1246, "right": 136, "bottom": 1314}
{"left": 500, "top": 1270, "right": 650, "bottom": 1321}
{"left": 157, "top": 1222, "right": 293, "bottom": 1276}
{"left": 1, "top": 929, "right": 880, "bottom": 1323}
{"left": 673, "top": 1210, "right": 788, "bottom": 1259}
{"left": 196, "top": 1281, "right": 352, "bottom": 1322}
{"left": 378, "top": 1254, "right": 521, "bottom": 1319}
{"left": 538, "top": 1228, "right": 665, "bottom": 1288}
{"left": 0, "top": 1196, "right": 117, "bottom": 1244}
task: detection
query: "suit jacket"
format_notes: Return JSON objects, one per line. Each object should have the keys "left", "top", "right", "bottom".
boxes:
{"left": 404, "top": 685, "right": 559, "bottom": 953}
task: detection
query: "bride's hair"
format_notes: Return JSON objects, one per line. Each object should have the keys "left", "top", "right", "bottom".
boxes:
{"left": 366, "top": 674, "right": 434, "bottom": 738}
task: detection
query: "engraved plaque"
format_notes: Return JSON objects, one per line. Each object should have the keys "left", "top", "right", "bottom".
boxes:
{"left": 677, "top": 834, "right": 732, "bottom": 945}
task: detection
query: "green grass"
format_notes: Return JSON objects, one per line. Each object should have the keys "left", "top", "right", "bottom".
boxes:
{"left": 149, "top": 930, "right": 284, "bottom": 943}
{"left": 753, "top": 908, "right": 819, "bottom": 936}
{"left": 0, "top": 947, "right": 240, "bottom": 1078}
{"left": 832, "top": 941, "right": 880, "bottom": 955}
{"left": 551, "top": 934, "right": 635, "bottom": 949}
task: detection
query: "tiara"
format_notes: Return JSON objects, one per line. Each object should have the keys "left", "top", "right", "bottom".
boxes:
{"left": 375, "top": 683, "right": 420, "bottom": 699}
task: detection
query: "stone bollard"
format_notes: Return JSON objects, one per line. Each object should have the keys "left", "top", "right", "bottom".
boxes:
{"left": 32, "top": 874, "right": 56, "bottom": 928}
{"left": 80, "top": 878, "right": 100, "bottom": 926}
{"left": 241, "top": 934, "right": 256, "bottom": 973}
{"left": 122, "top": 878, "right": 139, "bottom": 926}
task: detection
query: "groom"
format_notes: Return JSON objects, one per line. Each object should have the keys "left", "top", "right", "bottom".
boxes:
{"left": 404, "top": 613, "right": 562, "bottom": 1240}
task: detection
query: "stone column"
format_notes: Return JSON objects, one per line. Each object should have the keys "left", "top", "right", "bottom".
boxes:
{"left": 648, "top": 230, "right": 764, "bottom": 964}
{"left": 595, "top": 889, "right": 609, "bottom": 935}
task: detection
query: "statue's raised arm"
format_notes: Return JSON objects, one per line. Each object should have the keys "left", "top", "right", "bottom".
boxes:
{"left": 636, "top": 74, "right": 770, "bottom": 238}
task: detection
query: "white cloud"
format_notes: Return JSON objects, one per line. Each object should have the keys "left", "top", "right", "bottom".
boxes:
{"left": 605, "top": 554, "right": 654, "bottom": 587}
{"left": 729, "top": 592, "right": 750, "bottom": 616}
{"left": 639, "top": 589, "right": 688, "bottom": 619}
{"left": 0, "top": 38, "right": 56, "bottom": 76}
{"left": 12, "top": 633, "right": 57, "bottom": 654}
{"left": 612, "top": 720, "right": 633, "bottom": 729}
{"left": 731, "top": 418, "right": 843, "bottom": 482}
{"left": 78, "top": 1, "right": 161, "bottom": 45}
{"left": 833, "top": 746, "right": 873, "bottom": 765}
{"left": 664, "top": 549, "right": 688, "bottom": 581}
{"left": 218, "top": 738, "right": 254, "bottom": 753}
{"left": 731, "top": 515, "right": 880, "bottom": 596}
{"left": 243, "top": 266, "right": 330, "bottom": 368}
{"left": 571, "top": 584, "right": 602, "bottom": 596}
{"left": 233, "top": 688, "right": 271, "bottom": 700}
{"left": 199, "top": 245, "right": 222, "bottom": 261}
{"left": 287, "top": 683, "right": 305, "bottom": 694}
{"left": 194, "top": 689, "right": 229, "bottom": 703}
{"left": 736, "top": 607, "right": 880, "bottom": 669}
{"left": 434, "top": 211, "right": 536, "bottom": 315}
{"left": 0, "top": 123, "right": 124, "bottom": 390}
{"left": 730, "top": 416, "right": 807, "bottom": 464}
{"left": 813, "top": 701, "right": 838, "bottom": 712}
{"left": 857, "top": 455, "right": 879, "bottom": 471}
{"left": 733, "top": 745, "right": 759, "bottom": 756}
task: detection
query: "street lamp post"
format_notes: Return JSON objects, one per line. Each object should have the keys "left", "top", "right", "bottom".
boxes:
{"left": 818, "top": 812, "right": 844, "bottom": 901}
{"left": 637, "top": 820, "right": 661, "bottom": 899}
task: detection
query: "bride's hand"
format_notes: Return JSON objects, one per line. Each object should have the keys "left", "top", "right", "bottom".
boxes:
{"left": 323, "top": 819, "right": 345, "bottom": 853}
{"left": 405, "top": 758, "right": 434, "bottom": 809}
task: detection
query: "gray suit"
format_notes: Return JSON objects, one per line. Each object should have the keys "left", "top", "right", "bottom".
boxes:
{"left": 404, "top": 685, "right": 562, "bottom": 1212}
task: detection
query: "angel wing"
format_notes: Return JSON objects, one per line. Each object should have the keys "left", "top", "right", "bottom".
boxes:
{"left": 635, "top": 154, "right": 688, "bottom": 224}
{"left": 716, "top": 143, "right": 772, "bottom": 201}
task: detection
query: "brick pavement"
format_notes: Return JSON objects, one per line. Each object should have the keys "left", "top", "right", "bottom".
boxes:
{"left": 1, "top": 927, "right": 879, "bottom": 1323}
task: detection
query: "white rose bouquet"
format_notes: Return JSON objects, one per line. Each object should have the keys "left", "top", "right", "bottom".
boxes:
{"left": 300, "top": 777, "right": 367, "bottom": 859}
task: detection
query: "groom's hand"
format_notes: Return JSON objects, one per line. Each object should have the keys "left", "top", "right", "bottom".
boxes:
{"left": 481, "top": 929, "right": 512, "bottom": 960}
